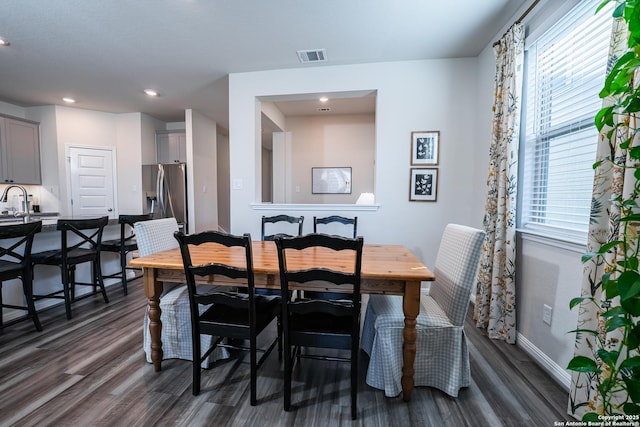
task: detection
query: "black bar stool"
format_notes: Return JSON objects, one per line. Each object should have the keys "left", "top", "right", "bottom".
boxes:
{"left": 101, "top": 213, "right": 153, "bottom": 295}
{"left": 0, "top": 221, "right": 43, "bottom": 331}
{"left": 32, "top": 216, "right": 109, "bottom": 320}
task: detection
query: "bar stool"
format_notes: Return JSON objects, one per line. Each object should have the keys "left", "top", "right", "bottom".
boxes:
{"left": 0, "top": 221, "right": 43, "bottom": 331}
{"left": 101, "top": 213, "right": 153, "bottom": 295}
{"left": 32, "top": 216, "right": 109, "bottom": 320}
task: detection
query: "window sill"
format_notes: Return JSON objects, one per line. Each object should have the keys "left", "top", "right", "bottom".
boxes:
{"left": 517, "top": 228, "right": 586, "bottom": 254}
{"left": 250, "top": 203, "right": 380, "bottom": 212}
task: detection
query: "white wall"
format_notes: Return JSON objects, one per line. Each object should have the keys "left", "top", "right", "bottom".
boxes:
{"left": 186, "top": 109, "right": 218, "bottom": 233}
{"left": 285, "top": 114, "right": 375, "bottom": 204}
{"left": 217, "top": 131, "right": 230, "bottom": 232}
{"left": 229, "top": 59, "right": 482, "bottom": 267}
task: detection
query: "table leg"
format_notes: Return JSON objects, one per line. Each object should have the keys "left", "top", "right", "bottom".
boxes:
{"left": 401, "top": 280, "right": 421, "bottom": 402}
{"left": 143, "top": 267, "right": 164, "bottom": 372}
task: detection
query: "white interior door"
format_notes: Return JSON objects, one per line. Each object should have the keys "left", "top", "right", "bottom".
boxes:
{"left": 68, "top": 146, "right": 116, "bottom": 218}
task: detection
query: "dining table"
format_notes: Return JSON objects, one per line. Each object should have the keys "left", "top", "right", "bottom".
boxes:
{"left": 129, "top": 240, "right": 434, "bottom": 402}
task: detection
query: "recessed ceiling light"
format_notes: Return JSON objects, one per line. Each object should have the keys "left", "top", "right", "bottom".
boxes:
{"left": 0, "top": 38, "right": 10, "bottom": 47}
{"left": 62, "top": 97, "right": 76, "bottom": 103}
{"left": 319, "top": 97, "right": 329, "bottom": 102}
{"left": 144, "top": 89, "right": 158, "bottom": 97}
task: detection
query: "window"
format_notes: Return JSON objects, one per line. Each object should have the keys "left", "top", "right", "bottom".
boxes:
{"left": 520, "top": 0, "right": 612, "bottom": 242}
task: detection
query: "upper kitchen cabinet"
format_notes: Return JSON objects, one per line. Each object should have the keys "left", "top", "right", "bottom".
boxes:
{"left": 0, "top": 117, "right": 42, "bottom": 185}
{"left": 156, "top": 130, "right": 186, "bottom": 163}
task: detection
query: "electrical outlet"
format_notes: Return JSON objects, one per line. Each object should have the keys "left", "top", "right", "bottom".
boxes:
{"left": 543, "top": 304, "right": 552, "bottom": 326}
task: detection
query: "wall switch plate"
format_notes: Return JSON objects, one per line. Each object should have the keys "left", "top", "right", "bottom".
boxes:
{"left": 543, "top": 304, "right": 552, "bottom": 326}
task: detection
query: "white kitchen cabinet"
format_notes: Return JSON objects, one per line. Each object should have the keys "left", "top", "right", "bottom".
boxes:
{"left": 0, "top": 117, "right": 42, "bottom": 185}
{"left": 156, "top": 131, "right": 186, "bottom": 163}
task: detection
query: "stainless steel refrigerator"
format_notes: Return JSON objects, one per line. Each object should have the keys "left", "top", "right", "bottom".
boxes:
{"left": 142, "top": 163, "right": 188, "bottom": 232}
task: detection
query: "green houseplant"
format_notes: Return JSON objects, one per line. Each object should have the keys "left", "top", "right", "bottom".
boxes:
{"left": 567, "top": 0, "right": 640, "bottom": 419}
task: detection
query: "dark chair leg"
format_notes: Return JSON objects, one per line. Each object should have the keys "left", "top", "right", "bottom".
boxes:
{"left": 192, "top": 335, "right": 202, "bottom": 395}
{"left": 283, "top": 337, "right": 292, "bottom": 411}
{"left": 23, "top": 271, "right": 42, "bottom": 331}
{"left": 120, "top": 249, "right": 128, "bottom": 295}
{"left": 61, "top": 265, "right": 72, "bottom": 320}
{"left": 94, "top": 259, "right": 109, "bottom": 303}
{"left": 351, "top": 346, "right": 358, "bottom": 420}
{"left": 0, "top": 282, "right": 3, "bottom": 328}
{"left": 277, "top": 315, "right": 282, "bottom": 360}
{"left": 250, "top": 335, "right": 257, "bottom": 406}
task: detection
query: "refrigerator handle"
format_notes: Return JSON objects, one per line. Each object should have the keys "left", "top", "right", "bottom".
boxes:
{"left": 156, "top": 164, "right": 164, "bottom": 216}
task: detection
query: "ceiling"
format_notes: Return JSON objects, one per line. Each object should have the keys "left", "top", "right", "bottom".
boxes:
{"left": 0, "top": 0, "right": 526, "bottom": 128}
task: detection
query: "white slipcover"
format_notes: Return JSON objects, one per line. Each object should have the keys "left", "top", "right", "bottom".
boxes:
{"left": 135, "top": 218, "right": 228, "bottom": 367}
{"left": 361, "top": 224, "right": 485, "bottom": 397}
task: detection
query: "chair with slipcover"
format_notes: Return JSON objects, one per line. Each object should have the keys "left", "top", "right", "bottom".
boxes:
{"left": 361, "top": 223, "right": 485, "bottom": 397}
{"left": 275, "top": 233, "right": 364, "bottom": 420}
{"left": 135, "top": 217, "right": 228, "bottom": 367}
{"left": 174, "top": 230, "right": 280, "bottom": 403}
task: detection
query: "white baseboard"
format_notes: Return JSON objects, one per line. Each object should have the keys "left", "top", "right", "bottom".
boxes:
{"left": 517, "top": 332, "right": 571, "bottom": 390}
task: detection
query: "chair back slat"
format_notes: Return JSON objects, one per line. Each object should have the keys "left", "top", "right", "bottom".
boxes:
{"left": 0, "top": 221, "right": 42, "bottom": 266}
{"left": 261, "top": 215, "right": 304, "bottom": 241}
{"left": 276, "top": 233, "right": 363, "bottom": 314}
{"left": 313, "top": 216, "right": 358, "bottom": 239}
{"left": 174, "top": 230, "right": 256, "bottom": 325}
{"left": 57, "top": 217, "right": 108, "bottom": 254}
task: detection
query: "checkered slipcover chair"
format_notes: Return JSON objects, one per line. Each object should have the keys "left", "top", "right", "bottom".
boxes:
{"left": 361, "top": 224, "right": 485, "bottom": 397}
{"left": 135, "top": 218, "right": 228, "bottom": 367}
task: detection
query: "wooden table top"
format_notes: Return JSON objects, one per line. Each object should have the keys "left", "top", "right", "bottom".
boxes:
{"left": 130, "top": 240, "right": 434, "bottom": 282}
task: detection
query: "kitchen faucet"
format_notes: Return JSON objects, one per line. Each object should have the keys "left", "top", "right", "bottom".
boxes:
{"left": 0, "top": 185, "right": 31, "bottom": 223}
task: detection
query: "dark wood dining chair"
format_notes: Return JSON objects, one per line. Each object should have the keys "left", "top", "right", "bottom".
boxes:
{"left": 174, "top": 230, "right": 280, "bottom": 404}
{"left": 0, "top": 221, "right": 43, "bottom": 331}
{"left": 261, "top": 214, "right": 304, "bottom": 241}
{"left": 275, "top": 233, "right": 364, "bottom": 420}
{"left": 101, "top": 213, "right": 153, "bottom": 295}
{"left": 310, "top": 215, "right": 359, "bottom": 300}
{"left": 32, "top": 216, "right": 109, "bottom": 320}
{"left": 313, "top": 215, "right": 358, "bottom": 239}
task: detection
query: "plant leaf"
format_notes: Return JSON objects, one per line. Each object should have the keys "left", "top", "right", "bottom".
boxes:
{"left": 624, "top": 377, "right": 640, "bottom": 404}
{"left": 570, "top": 296, "right": 593, "bottom": 309}
{"left": 567, "top": 355, "right": 599, "bottom": 372}
{"left": 620, "top": 356, "right": 640, "bottom": 370}
{"left": 582, "top": 412, "right": 601, "bottom": 422}
{"left": 619, "top": 271, "right": 640, "bottom": 301}
{"left": 606, "top": 315, "right": 630, "bottom": 332}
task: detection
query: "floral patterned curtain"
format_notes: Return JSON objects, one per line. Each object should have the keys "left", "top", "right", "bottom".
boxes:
{"left": 569, "top": 17, "right": 636, "bottom": 419}
{"left": 474, "top": 23, "right": 524, "bottom": 345}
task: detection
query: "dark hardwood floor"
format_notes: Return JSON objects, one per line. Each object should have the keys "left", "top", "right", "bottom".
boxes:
{"left": 0, "top": 280, "right": 572, "bottom": 426}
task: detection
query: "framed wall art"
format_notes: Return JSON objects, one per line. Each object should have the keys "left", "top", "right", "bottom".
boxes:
{"left": 312, "top": 167, "right": 352, "bottom": 194}
{"left": 410, "top": 131, "right": 440, "bottom": 165}
{"left": 409, "top": 168, "right": 438, "bottom": 202}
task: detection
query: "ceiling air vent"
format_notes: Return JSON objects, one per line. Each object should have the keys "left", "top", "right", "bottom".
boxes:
{"left": 297, "top": 49, "right": 327, "bottom": 63}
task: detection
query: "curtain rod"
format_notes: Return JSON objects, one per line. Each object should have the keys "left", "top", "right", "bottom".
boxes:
{"left": 492, "top": 0, "right": 541, "bottom": 47}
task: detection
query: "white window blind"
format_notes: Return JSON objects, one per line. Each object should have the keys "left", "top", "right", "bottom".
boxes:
{"left": 520, "top": 0, "right": 612, "bottom": 242}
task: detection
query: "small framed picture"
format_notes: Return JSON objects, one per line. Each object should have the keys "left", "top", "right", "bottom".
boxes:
{"left": 311, "top": 167, "right": 352, "bottom": 194}
{"left": 409, "top": 168, "right": 438, "bottom": 202}
{"left": 410, "top": 131, "right": 440, "bottom": 165}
